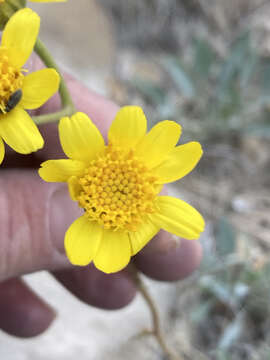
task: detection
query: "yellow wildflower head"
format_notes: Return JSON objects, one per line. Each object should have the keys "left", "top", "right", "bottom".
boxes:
{"left": 39, "top": 107, "right": 205, "bottom": 274}
{"left": 76, "top": 144, "right": 160, "bottom": 232}
{"left": 0, "top": 8, "right": 60, "bottom": 164}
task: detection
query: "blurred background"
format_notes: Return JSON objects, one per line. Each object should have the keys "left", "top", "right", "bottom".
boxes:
{"left": 1, "top": 0, "right": 270, "bottom": 359}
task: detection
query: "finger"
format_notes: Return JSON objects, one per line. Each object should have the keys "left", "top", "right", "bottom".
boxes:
{"left": 53, "top": 265, "right": 136, "bottom": 310}
{"left": 134, "top": 235, "right": 203, "bottom": 282}
{"left": 0, "top": 278, "right": 55, "bottom": 338}
{"left": 0, "top": 170, "right": 137, "bottom": 311}
{"left": 0, "top": 170, "right": 79, "bottom": 280}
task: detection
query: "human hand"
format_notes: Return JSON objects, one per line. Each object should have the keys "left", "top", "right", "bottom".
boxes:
{"left": 0, "top": 70, "right": 202, "bottom": 338}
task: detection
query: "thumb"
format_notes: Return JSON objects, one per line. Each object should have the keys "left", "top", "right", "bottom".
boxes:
{"left": 0, "top": 170, "right": 82, "bottom": 281}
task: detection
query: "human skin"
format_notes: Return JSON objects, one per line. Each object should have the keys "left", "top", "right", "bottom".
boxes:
{"left": 0, "top": 72, "right": 203, "bottom": 338}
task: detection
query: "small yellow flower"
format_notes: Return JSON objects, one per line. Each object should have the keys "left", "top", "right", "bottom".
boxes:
{"left": 39, "top": 107, "right": 205, "bottom": 274}
{"left": 0, "top": 8, "right": 60, "bottom": 164}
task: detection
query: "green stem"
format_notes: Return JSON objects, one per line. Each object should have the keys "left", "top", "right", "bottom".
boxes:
{"left": 33, "top": 37, "right": 76, "bottom": 124}
{"left": 31, "top": 105, "right": 75, "bottom": 125}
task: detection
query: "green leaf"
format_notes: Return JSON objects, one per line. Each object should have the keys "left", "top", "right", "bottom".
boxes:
{"left": 132, "top": 78, "right": 166, "bottom": 106}
{"left": 217, "top": 32, "right": 250, "bottom": 99}
{"left": 216, "top": 351, "right": 233, "bottom": 360}
{"left": 216, "top": 218, "right": 236, "bottom": 257}
{"left": 239, "top": 52, "right": 258, "bottom": 89}
{"left": 200, "top": 276, "right": 234, "bottom": 306}
{"left": 244, "top": 123, "right": 270, "bottom": 138}
{"left": 218, "top": 313, "right": 245, "bottom": 350}
{"left": 162, "top": 57, "right": 195, "bottom": 98}
{"left": 191, "top": 300, "right": 215, "bottom": 324}
{"left": 260, "top": 60, "right": 270, "bottom": 93}
{"left": 193, "top": 38, "right": 215, "bottom": 77}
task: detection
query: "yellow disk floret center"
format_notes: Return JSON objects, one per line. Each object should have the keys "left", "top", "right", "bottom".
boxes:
{"left": 76, "top": 144, "right": 159, "bottom": 232}
{"left": 0, "top": 49, "right": 24, "bottom": 113}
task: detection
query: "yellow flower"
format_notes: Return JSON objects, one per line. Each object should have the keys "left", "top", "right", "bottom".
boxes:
{"left": 39, "top": 107, "right": 205, "bottom": 274}
{"left": 0, "top": 8, "right": 60, "bottom": 164}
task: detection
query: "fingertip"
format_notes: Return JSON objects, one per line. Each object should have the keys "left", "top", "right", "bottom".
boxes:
{"left": 53, "top": 264, "right": 137, "bottom": 310}
{"left": 0, "top": 278, "right": 56, "bottom": 338}
{"left": 18, "top": 302, "right": 56, "bottom": 339}
{"left": 134, "top": 238, "right": 203, "bottom": 282}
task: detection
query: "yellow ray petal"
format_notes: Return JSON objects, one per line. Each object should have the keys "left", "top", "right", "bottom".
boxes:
{"left": 153, "top": 142, "right": 203, "bottom": 184}
{"left": 135, "top": 121, "right": 181, "bottom": 168}
{"left": 59, "top": 112, "right": 104, "bottom": 163}
{"left": 68, "top": 176, "right": 82, "bottom": 201}
{"left": 129, "top": 220, "right": 159, "bottom": 256}
{"left": 65, "top": 215, "right": 103, "bottom": 266}
{"left": 0, "top": 137, "right": 5, "bottom": 165}
{"left": 108, "top": 106, "right": 147, "bottom": 148}
{"left": 1, "top": 8, "right": 40, "bottom": 68}
{"left": 21, "top": 69, "right": 60, "bottom": 110}
{"left": 94, "top": 229, "right": 131, "bottom": 274}
{"left": 39, "top": 159, "right": 85, "bottom": 182}
{"left": 149, "top": 196, "right": 205, "bottom": 240}
{"left": 0, "top": 107, "right": 43, "bottom": 154}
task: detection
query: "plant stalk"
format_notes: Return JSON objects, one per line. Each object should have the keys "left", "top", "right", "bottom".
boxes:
{"left": 33, "top": 37, "right": 76, "bottom": 124}
{"left": 129, "top": 264, "right": 182, "bottom": 360}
